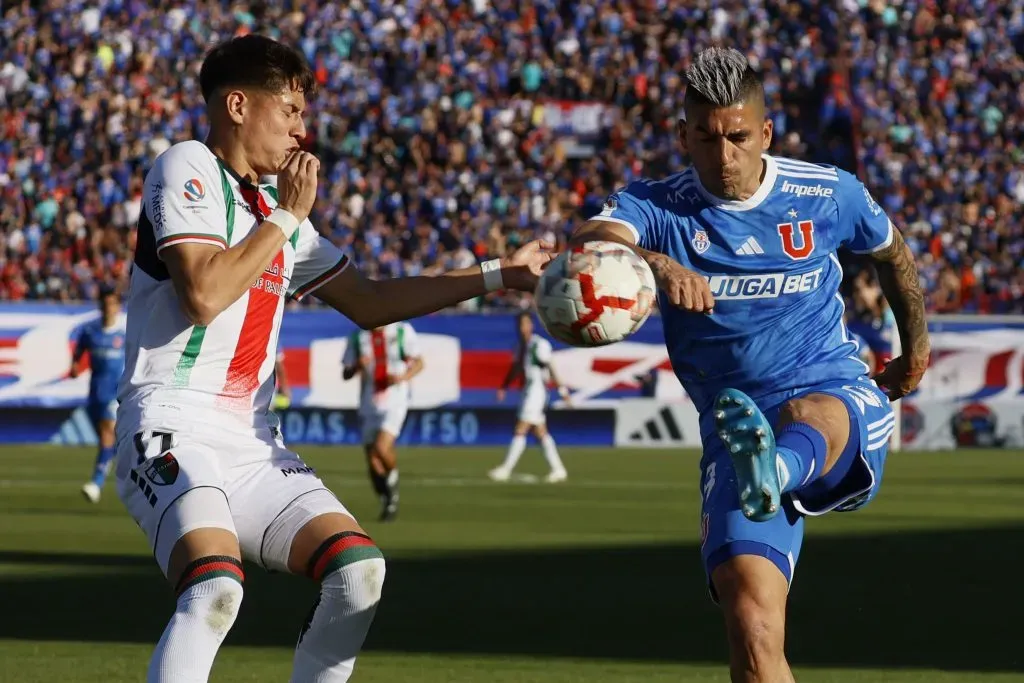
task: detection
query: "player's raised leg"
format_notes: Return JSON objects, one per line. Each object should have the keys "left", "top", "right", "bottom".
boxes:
{"left": 714, "top": 389, "right": 854, "bottom": 521}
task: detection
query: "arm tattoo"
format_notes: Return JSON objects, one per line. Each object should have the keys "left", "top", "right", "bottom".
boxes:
{"left": 871, "top": 229, "right": 931, "bottom": 363}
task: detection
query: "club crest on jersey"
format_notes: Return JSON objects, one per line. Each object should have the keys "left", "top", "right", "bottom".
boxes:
{"left": 143, "top": 452, "right": 179, "bottom": 486}
{"left": 183, "top": 178, "right": 205, "bottom": 202}
{"left": 777, "top": 220, "right": 815, "bottom": 260}
{"left": 691, "top": 230, "right": 710, "bottom": 254}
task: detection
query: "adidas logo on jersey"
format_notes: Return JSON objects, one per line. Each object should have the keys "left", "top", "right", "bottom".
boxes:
{"left": 706, "top": 267, "right": 824, "bottom": 300}
{"left": 734, "top": 237, "right": 765, "bottom": 256}
{"left": 780, "top": 180, "right": 834, "bottom": 198}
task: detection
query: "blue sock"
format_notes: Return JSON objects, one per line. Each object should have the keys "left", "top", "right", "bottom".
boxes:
{"left": 775, "top": 423, "right": 829, "bottom": 493}
{"left": 91, "top": 447, "right": 116, "bottom": 487}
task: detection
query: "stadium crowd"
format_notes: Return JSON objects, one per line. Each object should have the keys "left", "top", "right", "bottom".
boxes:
{"left": 0, "top": 0, "right": 1021, "bottom": 313}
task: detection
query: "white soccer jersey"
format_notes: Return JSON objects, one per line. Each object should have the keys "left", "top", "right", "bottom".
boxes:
{"left": 520, "top": 334, "right": 553, "bottom": 399}
{"left": 117, "top": 140, "right": 350, "bottom": 437}
{"left": 342, "top": 322, "right": 421, "bottom": 412}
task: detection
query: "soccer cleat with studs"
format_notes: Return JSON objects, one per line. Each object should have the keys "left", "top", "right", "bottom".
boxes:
{"left": 713, "top": 389, "right": 780, "bottom": 522}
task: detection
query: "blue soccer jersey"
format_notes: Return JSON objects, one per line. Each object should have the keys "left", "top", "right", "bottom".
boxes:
{"left": 74, "top": 320, "right": 127, "bottom": 406}
{"left": 593, "top": 154, "right": 894, "bottom": 430}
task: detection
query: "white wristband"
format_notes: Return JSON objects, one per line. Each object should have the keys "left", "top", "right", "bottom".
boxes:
{"left": 267, "top": 208, "right": 300, "bottom": 239}
{"left": 480, "top": 258, "right": 504, "bottom": 292}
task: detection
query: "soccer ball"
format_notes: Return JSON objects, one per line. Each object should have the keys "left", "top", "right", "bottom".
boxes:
{"left": 534, "top": 241, "right": 657, "bottom": 347}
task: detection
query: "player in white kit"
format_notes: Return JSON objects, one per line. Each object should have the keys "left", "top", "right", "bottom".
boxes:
{"left": 489, "top": 312, "right": 570, "bottom": 483}
{"left": 342, "top": 322, "right": 424, "bottom": 521}
{"left": 114, "top": 35, "right": 553, "bottom": 683}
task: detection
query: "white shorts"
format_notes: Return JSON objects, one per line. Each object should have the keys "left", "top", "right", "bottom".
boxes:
{"left": 360, "top": 405, "right": 408, "bottom": 444}
{"left": 517, "top": 389, "right": 548, "bottom": 425}
{"left": 115, "top": 426, "right": 352, "bottom": 576}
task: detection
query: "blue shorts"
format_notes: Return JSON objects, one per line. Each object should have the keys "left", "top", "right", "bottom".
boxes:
{"left": 87, "top": 398, "right": 118, "bottom": 426}
{"left": 698, "top": 379, "right": 892, "bottom": 599}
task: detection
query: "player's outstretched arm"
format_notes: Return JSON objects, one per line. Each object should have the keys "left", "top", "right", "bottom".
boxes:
{"left": 569, "top": 220, "right": 715, "bottom": 314}
{"left": 162, "top": 151, "right": 320, "bottom": 326}
{"left": 313, "top": 240, "right": 555, "bottom": 329}
{"left": 868, "top": 228, "right": 931, "bottom": 400}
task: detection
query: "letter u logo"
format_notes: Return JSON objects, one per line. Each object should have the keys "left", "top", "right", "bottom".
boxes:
{"left": 777, "top": 220, "right": 815, "bottom": 260}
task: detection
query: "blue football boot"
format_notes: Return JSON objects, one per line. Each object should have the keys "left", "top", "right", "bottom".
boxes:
{"left": 714, "top": 389, "right": 780, "bottom": 522}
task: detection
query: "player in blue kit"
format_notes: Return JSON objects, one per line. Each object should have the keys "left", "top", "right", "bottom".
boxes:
{"left": 72, "top": 286, "right": 127, "bottom": 503}
{"left": 571, "top": 47, "right": 930, "bottom": 682}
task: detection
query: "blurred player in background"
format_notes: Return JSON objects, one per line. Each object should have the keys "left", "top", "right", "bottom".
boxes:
{"left": 342, "top": 322, "right": 424, "bottom": 521}
{"left": 571, "top": 47, "right": 929, "bottom": 682}
{"left": 73, "top": 285, "right": 126, "bottom": 503}
{"left": 489, "top": 312, "right": 570, "bottom": 483}
{"left": 113, "top": 34, "right": 551, "bottom": 683}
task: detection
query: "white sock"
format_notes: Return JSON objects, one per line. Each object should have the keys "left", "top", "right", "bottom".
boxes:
{"left": 541, "top": 434, "right": 566, "bottom": 474}
{"left": 500, "top": 435, "right": 527, "bottom": 471}
{"left": 148, "top": 573, "right": 244, "bottom": 682}
{"left": 385, "top": 468, "right": 399, "bottom": 501}
{"left": 291, "top": 556, "right": 386, "bottom": 682}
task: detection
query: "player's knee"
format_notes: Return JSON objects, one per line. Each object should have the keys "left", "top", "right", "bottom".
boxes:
{"left": 722, "top": 592, "right": 786, "bottom": 667}
{"left": 326, "top": 552, "right": 386, "bottom": 611}
{"left": 174, "top": 555, "right": 245, "bottom": 637}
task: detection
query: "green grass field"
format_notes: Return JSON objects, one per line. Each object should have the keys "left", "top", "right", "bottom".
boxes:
{"left": 1, "top": 444, "right": 1023, "bottom": 682}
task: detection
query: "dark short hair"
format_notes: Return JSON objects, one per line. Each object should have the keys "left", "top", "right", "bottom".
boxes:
{"left": 97, "top": 284, "right": 118, "bottom": 300}
{"left": 199, "top": 34, "right": 316, "bottom": 103}
{"left": 517, "top": 310, "right": 533, "bottom": 323}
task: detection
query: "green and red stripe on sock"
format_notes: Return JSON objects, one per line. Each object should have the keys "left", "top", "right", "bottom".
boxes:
{"left": 306, "top": 531, "right": 383, "bottom": 582}
{"left": 175, "top": 555, "right": 245, "bottom": 596}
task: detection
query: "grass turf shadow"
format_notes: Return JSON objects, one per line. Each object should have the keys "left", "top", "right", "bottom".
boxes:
{"left": 0, "top": 525, "right": 1020, "bottom": 672}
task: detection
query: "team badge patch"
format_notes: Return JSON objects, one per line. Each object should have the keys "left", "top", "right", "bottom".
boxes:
{"left": 183, "top": 178, "right": 205, "bottom": 202}
{"left": 144, "top": 452, "right": 180, "bottom": 486}
{"left": 692, "top": 230, "right": 710, "bottom": 254}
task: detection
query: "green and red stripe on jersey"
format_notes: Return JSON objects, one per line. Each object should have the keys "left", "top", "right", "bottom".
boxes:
{"left": 175, "top": 555, "right": 244, "bottom": 596}
{"left": 371, "top": 328, "right": 389, "bottom": 393}
{"left": 305, "top": 531, "right": 383, "bottom": 581}
{"left": 219, "top": 184, "right": 284, "bottom": 406}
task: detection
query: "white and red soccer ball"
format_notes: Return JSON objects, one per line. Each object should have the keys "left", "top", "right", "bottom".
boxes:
{"left": 534, "top": 241, "right": 656, "bottom": 347}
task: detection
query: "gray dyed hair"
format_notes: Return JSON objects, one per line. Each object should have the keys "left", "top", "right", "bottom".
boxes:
{"left": 684, "top": 47, "right": 761, "bottom": 108}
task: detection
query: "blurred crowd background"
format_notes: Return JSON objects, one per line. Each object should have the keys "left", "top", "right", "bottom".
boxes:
{"left": 2, "top": 0, "right": 1022, "bottom": 319}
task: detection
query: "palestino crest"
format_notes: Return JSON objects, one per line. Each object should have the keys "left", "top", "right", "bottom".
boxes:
{"left": 144, "top": 452, "right": 180, "bottom": 486}
{"left": 691, "top": 230, "right": 710, "bottom": 254}
{"left": 777, "top": 220, "right": 815, "bottom": 260}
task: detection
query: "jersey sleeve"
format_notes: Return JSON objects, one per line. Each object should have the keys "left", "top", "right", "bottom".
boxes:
{"left": 288, "top": 219, "right": 352, "bottom": 301}
{"left": 401, "top": 324, "right": 422, "bottom": 359}
{"left": 534, "top": 338, "right": 553, "bottom": 366}
{"left": 589, "top": 180, "right": 664, "bottom": 251}
{"left": 145, "top": 141, "right": 230, "bottom": 256}
{"left": 838, "top": 172, "right": 895, "bottom": 254}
